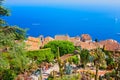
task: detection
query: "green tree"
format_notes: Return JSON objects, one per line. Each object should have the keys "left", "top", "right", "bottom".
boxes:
{"left": 10, "top": 42, "right": 29, "bottom": 73}
{"left": 0, "top": 42, "right": 29, "bottom": 76}
{"left": 0, "top": 0, "right": 29, "bottom": 79}
{"left": 44, "top": 40, "right": 75, "bottom": 57}
{"left": 0, "top": 0, "right": 10, "bottom": 26}
{"left": 0, "top": 26, "right": 26, "bottom": 53}
{"left": 0, "top": 0, "right": 26, "bottom": 51}
{"left": 26, "top": 48, "right": 54, "bottom": 64}
{"left": 1, "top": 69, "right": 16, "bottom": 80}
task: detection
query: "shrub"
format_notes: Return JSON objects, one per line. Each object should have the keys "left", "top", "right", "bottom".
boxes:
{"left": 70, "top": 55, "right": 79, "bottom": 65}
{"left": 1, "top": 69, "right": 16, "bottom": 80}
{"left": 99, "top": 64, "right": 107, "bottom": 70}
{"left": 26, "top": 48, "right": 54, "bottom": 64}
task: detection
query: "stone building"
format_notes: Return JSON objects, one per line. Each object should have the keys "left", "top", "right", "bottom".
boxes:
{"left": 43, "top": 36, "right": 54, "bottom": 45}
{"left": 55, "top": 35, "right": 70, "bottom": 41}
{"left": 81, "top": 34, "right": 92, "bottom": 42}
{"left": 25, "top": 36, "right": 41, "bottom": 51}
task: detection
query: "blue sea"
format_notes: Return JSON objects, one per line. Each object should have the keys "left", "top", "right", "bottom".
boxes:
{"left": 3, "top": 5, "right": 120, "bottom": 42}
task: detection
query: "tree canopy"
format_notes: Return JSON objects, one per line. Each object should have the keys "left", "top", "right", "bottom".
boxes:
{"left": 0, "top": 0, "right": 29, "bottom": 79}
{"left": 0, "top": 0, "right": 10, "bottom": 25}
{"left": 26, "top": 48, "right": 54, "bottom": 64}
{"left": 44, "top": 40, "right": 75, "bottom": 57}
{"left": 0, "top": 0, "right": 26, "bottom": 49}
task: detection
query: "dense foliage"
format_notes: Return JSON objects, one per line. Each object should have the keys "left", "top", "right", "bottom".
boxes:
{"left": 0, "top": 0, "right": 10, "bottom": 25}
{"left": 0, "top": 43, "right": 29, "bottom": 79}
{"left": 44, "top": 40, "right": 75, "bottom": 57}
{"left": 69, "top": 55, "right": 80, "bottom": 65}
{"left": 26, "top": 48, "right": 54, "bottom": 64}
{"left": 0, "top": 0, "right": 29, "bottom": 79}
{"left": 0, "top": 69, "right": 16, "bottom": 80}
{"left": 0, "top": 26, "right": 26, "bottom": 48}
{"left": 0, "top": 0, "right": 26, "bottom": 50}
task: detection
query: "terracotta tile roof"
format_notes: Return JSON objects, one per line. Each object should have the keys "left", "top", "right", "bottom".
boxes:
{"left": 75, "top": 41, "right": 102, "bottom": 50}
{"left": 99, "top": 39, "right": 120, "bottom": 51}
{"left": 74, "top": 39, "right": 120, "bottom": 51}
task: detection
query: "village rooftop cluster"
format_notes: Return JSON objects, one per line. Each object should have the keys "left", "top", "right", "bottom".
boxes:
{"left": 26, "top": 34, "right": 120, "bottom": 52}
